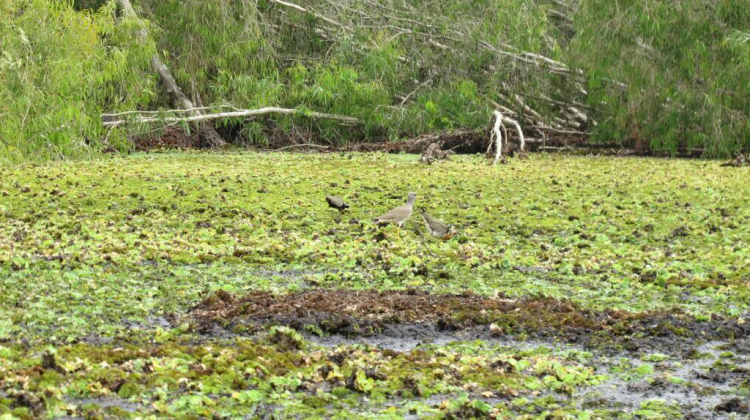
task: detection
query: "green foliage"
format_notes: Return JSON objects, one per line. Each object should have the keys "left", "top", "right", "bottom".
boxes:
{"left": 418, "top": 80, "right": 489, "bottom": 131}
{"left": 2, "top": 0, "right": 750, "bottom": 161}
{"left": 570, "top": 0, "right": 750, "bottom": 156}
{"left": 140, "top": 0, "right": 278, "bottom": 106}
{"left": 282, "top": 62, "right": 391, "bottom": 142}
{"left": 0, "top": 0, "right": 156, "bottom": 164}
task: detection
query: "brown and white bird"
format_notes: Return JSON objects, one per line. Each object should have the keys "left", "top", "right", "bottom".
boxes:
{"left": 374, "top": 192, "right": 416, "bottom": 228}
{"left": 420, "top": 209, "right": 455, "bottom": 240}
{"left": 325, "top": 195, "right": 349, "bottom": 211}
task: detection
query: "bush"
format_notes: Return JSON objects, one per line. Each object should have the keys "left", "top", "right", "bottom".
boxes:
{"left": 0, "top": 0, "right": 156, "bottom": 164}
{"left": 570, "top": 0, "right": 750, "bottom": 156}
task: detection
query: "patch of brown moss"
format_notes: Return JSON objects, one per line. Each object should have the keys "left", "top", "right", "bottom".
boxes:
{"left": 190, "top": 290, "right": 750, "bottom": 352}
{"left": 191, "top": 290, "right": 596, "bottom": 335}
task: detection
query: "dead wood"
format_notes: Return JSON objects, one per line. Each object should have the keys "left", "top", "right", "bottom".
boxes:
{"left": 352, "top": 127, "right": 533, "bottom": 155}
{"left": 420, "top": 142, "right": 452, "bottom": 164}
{"left": 720, "top": 154, "right": 748, "bottom": 167}
{"left": 102, "top": 107, "right": 360, "bottom": 128}
{"left": 353, "top": 130, "right": 487, "bottom": 154}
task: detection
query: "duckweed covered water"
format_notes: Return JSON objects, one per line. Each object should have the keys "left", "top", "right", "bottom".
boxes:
{"left": 1, "top": 152, "right": 748, "bottom": 418}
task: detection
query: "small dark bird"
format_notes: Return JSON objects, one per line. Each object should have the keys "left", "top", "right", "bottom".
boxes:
{"left": 374, "top": 192, "right": 416, "bottom": 228}
{"left": 326, "top": 195, "right": 349, "bottom": 211}
{"left": 420, "top": 209, "right": 455, "bottom": 240}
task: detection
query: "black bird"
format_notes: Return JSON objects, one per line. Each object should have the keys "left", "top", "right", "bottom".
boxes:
{"left": 326, "top": 195, "right": 350, "bottom": 211}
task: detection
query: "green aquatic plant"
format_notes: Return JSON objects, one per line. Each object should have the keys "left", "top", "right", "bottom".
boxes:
{"left": 0, "top": 152, "right": 748, "bottom": 418}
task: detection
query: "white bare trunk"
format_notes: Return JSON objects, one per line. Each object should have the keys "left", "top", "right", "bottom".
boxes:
{"left": 502, "top": 116, "right": 524, "bottom": 152}
{"left": 491, "top": 110, "right": 503, "bottom": 165}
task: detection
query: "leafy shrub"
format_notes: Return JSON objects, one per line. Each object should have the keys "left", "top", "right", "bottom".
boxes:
{"left": 0, "top": 0, "right": 156, "bottom": 164}
{"left": 570, "top": 0, "right": 750, "bottom": 156}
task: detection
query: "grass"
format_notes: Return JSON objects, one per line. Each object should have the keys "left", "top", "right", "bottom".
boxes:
{"left": 0, "top": 152, "right": 748, "bottom": 418}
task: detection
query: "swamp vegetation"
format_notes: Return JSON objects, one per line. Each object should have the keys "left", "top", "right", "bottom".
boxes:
{"left": 1, "top": 0, "right": 750, "bottom": 163}
{"left": 1, "top": 153, "right": 749, "bottom": 418}
{"left": 2, "top": 0, "right": 750, "bottom": 418}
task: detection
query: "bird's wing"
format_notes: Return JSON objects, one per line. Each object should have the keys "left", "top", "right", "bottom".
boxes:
{"left": 375, "top": 204, "right": 411, "bottom": 221}
{"left": 420, "top": 212, "right": 437, "bottom": 232}
{"left": 423, "top": 212, "right": 449, "bottom": 232}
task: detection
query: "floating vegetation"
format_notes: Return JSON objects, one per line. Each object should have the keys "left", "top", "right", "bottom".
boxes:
{"left": 1, "top": 153, "right": 749, "bottom": 418}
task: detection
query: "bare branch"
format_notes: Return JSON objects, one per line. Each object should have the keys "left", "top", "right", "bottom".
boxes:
{"left": 399, "top": 79, "right": 432, "bottom": 106}
{"left": 502, "top": 116, "right": 525, "bottom": 152}
{"left": 491, "top": 110, "right": 504, "bottom": 165}
{"left": 103, "top": 107, "right": 360, "bottom": 128}
{"left": 530, "top": 126, "right": 589, "bottom": 136}
{"left": 268, "top": 0, "right": 346, "bottom": 29}
{"left": 101, "top": 106, "right": 236, "bottom": 117}
{"left": 271, "top": 143, "right": 331, "bottom": 152}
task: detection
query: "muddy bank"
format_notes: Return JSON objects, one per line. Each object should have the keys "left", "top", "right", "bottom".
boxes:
{"left": 190, "top": 289, "right": 749, "bottom": 353}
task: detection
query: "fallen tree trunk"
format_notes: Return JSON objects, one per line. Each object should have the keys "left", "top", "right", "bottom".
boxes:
{"left": 102, "top": 107, "right": 361, "bottom": 128}
{"left": 116, "top": 0, "right": 226, "bottom": 148}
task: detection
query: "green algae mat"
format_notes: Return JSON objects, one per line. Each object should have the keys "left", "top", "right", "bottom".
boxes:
{"left": 1, "top": 152, "right": 749, "bottom": 419}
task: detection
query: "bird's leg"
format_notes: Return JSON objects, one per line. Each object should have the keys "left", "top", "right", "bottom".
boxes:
{"left": 420, "top": 231, "right": 437, "bottom": 257}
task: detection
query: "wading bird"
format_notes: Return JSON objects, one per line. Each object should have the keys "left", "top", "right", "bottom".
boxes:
{"left": 420, "top": 209, "right": 455, "bottom": 240}
{"left": 325, "top": 195, "right": 350, "bottom": 211}
{"left": 374, "top": 192, "right": 416, "bottom": 228}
